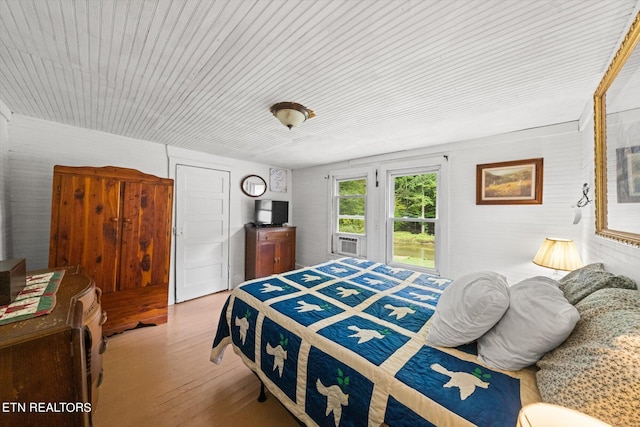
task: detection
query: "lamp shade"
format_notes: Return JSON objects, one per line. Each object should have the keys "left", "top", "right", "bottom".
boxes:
{"left": 274, "top": 108, "right": 306, "bottom": 128}
{"left": 269, "top": 102, "right": 314, "bottom": 129}
{"left": 533, "top": 238, "right": 583, "bottom": 271}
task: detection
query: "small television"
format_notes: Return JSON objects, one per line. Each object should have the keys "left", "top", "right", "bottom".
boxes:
{"left": 255, "top": 200, "right": 289, "bottom": 226}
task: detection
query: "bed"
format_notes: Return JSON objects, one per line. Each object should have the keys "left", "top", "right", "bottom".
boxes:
{"left": 211, "top": 258, "right": 544, "bottom": 426}
{"left": 211, "top": 258, "right": 639, "bottom": 426}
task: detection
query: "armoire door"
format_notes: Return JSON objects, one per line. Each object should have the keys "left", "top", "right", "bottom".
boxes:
{"left": 49, "top": 173, "right": 122, "bottom": 292}
{"left": 118, "top": 180, "right": 173, "bottom": 291}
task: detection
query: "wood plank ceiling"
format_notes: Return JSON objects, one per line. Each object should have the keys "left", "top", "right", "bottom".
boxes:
{"left": 1, "top": 0, "right": 638, "bottom": 169}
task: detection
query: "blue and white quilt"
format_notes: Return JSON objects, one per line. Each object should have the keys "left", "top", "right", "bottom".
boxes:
{"left": 211, "top": 258, "right": 540, "bottom": 427}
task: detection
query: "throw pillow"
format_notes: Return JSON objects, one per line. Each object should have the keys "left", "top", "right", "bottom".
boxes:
{"left": 426, "top": 271, "right": 509, "bottom": 347}
{"left": 558, "top": 263, "right": 636, "bottom": 305}
{"left": 477, "top": 276, "right": 579, "bottom": 370}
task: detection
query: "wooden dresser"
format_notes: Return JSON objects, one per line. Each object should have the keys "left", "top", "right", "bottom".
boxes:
{"left": 0, "top": 266, "right": 105, "bottom": 427}
{"left": 245, "top": 225, "right": 296, "bottom": 280}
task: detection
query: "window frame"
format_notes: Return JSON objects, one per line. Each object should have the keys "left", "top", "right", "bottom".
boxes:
{"left": 335, "top": 177, "right": 367, "bottom": 235}
{"left": 384, "top": 163, "right": 445, "bottom": 275}
{"left": 329, "top": 170, "right": 371, "bottom": 257}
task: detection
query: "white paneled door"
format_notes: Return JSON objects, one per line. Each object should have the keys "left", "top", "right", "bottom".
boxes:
{"left": 175, "top": 165, "right": 230, "bottom": 302}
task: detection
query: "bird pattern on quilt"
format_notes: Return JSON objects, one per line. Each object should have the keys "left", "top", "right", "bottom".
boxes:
{"left": 212, "top": 258, "right": 526, "bottom": 427}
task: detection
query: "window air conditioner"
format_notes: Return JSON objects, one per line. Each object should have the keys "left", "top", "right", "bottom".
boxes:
{"left": 337, "top": 236, "right": 360, "bottom": 256}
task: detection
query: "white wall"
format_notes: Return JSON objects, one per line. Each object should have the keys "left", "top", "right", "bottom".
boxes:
{"left": 7, "top": 115, "right": 291, "bottom": 304}
{"left": 448, "top": 123, "right": 586, "bottom": 282}
{"left": 580, "top": 114, "right": 640, "bottom": 283}
{"left": 0, "top": 100, "right": 11, "bottom": 259}
{"left": 293, "top": 122, "right": 586, "bottom": 285}
{"left": 5, "top": 111, "right": 638, "bottom": 295}
{"left": 8, "top": 115, "right": 168, "bottom": 271}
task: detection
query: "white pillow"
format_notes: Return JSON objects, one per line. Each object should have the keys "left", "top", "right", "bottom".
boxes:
{"left": 477, "top": 276, "right": 579, "bottom": 370}
{"left": 426, "top": 271, "right": 510, "bottom": 347}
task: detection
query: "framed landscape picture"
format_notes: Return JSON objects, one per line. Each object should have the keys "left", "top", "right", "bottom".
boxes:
{"left": 476, "top": 158, "right": 543, "bottom": 205}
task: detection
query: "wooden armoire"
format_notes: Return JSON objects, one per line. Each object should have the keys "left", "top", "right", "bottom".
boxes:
{"left": 48, "top": 165, "right": 173, "bottom": 336}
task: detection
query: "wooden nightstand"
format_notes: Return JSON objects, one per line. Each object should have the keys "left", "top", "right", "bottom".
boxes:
{"left": 517, "top": 403, "right": 612, "bottom": 427}
{"left": 244, "top": 224, "right": 296, "bottom": 280}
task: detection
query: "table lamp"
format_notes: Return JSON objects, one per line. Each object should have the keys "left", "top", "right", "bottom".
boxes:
{"left": 532, "top": 237, "right": 583, "bottom": 272}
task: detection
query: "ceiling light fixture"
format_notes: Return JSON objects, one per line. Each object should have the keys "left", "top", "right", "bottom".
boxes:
{"left": 269, "top": 102, "right": 315, "bottom": 129}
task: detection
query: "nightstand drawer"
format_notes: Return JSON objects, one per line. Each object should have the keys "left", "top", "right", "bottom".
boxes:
{"left": 258, "top": 230, "right": 292, "bottom": 240}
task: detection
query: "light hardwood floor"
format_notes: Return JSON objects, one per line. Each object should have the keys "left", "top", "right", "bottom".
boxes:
{"left": 93, "top": 291, "right": 299, "bottom": 427}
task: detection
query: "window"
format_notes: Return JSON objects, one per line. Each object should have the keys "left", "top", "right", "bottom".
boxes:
{"left": 387, "top": 168, "right": 439, "bottom": 272}
{"left": 336, "top": 178, "right": 367, "bottom": 234}
{"left": 331, "top": 176, "right": 367, "bottom": 256}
